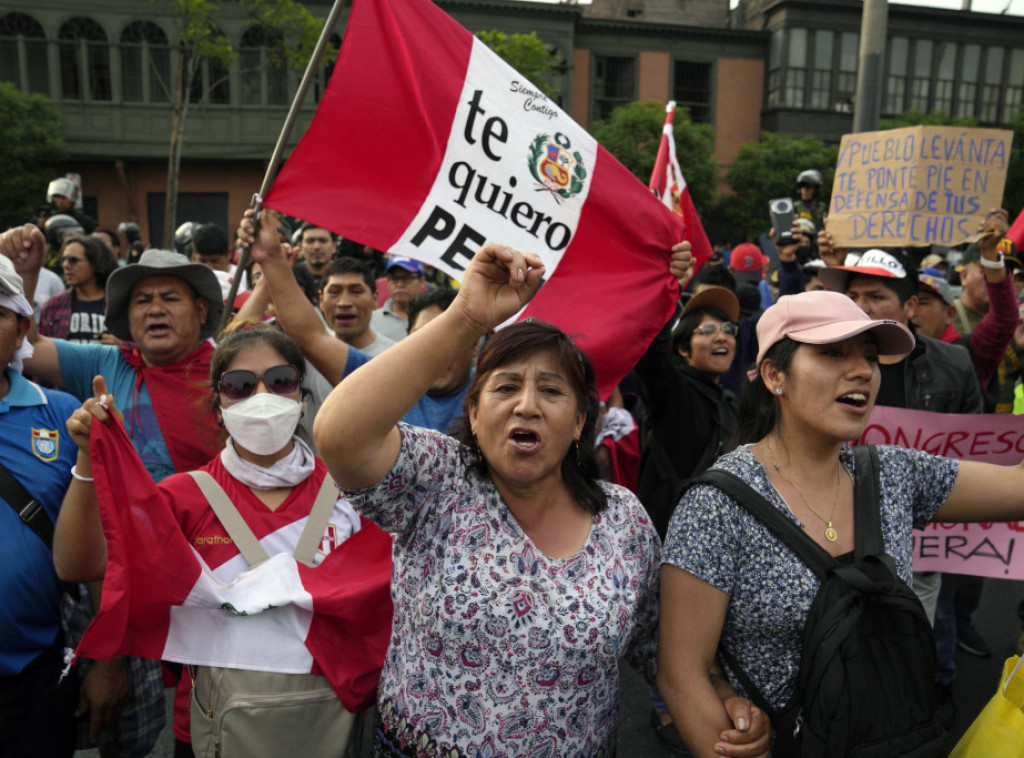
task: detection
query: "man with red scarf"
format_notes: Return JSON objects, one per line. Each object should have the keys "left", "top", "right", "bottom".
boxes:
{"left": 1, "top": 223, "right": 224, "bottom": 482}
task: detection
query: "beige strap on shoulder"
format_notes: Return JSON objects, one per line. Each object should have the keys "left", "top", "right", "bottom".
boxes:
{"left": 953, "top": 298, "right": 974, "bottom": 336}
{"left": 292, "top": 476, "right": 341, "bottom": 567}
{"left": 188, "top": 471, "right": 270, "bottom": 567}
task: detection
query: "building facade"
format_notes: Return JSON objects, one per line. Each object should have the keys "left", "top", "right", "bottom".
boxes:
{"left": 1, "top": 0, "right": 1021, "bottom": 245}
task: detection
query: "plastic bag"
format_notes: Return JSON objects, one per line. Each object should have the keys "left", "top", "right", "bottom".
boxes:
{"left": 949, "top": 655, "right": 1024, "bottom": 758}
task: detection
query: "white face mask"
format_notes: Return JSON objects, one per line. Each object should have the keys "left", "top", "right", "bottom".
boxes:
{"left": 221, "top": 393, "right": 302, "bottom": 456}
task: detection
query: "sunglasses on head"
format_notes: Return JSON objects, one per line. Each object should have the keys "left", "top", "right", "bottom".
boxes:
{"left": 693, "top": 322, "right": 739, "bottom": 337}
{"left": 219, "top": 364, "right": 301, "bottom": 401}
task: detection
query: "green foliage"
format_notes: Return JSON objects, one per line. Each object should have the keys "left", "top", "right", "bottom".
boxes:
{"left": 0, "top": 83, "right": 65, "bottom": 226}
{"left": 722, "top": 132, "right": 838, "bottom": 240}
{"left": 475, "top": 30, "right": 560, "bottom": 97}
{"left": 589, "top": 100, "right": 717, "bottom": 212}
{"left": 163, "top": 0, "right": 330, "bottom": 88}
{"left": 1005, "top": 108, "right": 1024, "bottom": 221}
{"left": 169, "top": 0, "right": 235, "bottom": 64}
{"left": 879, "top": 109, "right": 977, "bottom": 130}
{"left": 243, "top": 0, "right": 330, "bottom": 70}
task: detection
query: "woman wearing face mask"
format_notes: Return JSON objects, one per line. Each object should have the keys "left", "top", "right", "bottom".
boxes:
{"left": 52, "top": 323, "right": 393, "bottom": 758}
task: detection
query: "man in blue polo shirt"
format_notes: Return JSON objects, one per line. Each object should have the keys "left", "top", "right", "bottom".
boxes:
{"left": 0, "top": 255, "right": 80, "bottom": 756}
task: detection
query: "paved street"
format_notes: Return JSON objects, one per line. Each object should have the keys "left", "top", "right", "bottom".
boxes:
{"left": 84, "top": 577, "right": 1021, "bottom": 757}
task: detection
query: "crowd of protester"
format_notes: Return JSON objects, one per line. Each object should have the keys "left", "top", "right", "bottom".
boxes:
{"left": 2, "top": 170, "right": 1024, "bottom": 758}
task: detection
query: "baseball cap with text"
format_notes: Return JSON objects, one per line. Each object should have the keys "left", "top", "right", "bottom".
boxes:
{"left": 818, "top": 249, "right": 910, "bottom": 293}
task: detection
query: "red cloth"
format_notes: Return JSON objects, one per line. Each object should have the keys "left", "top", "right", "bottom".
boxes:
{"left": 649, "top": 102, "right": 713, "bottom": 270}
{"left": 77, "top": 417, "right": 394, "bottom": 715}
{"left": 263, "top": 0, "right": 682, "bottom": 398}
{"left": 956, "top": 275, "right": 1019, "bottom": 388}
{"left": 119, "top": 341, "right": 223, "bottom": 472}
{"left": 600, "top": 429, "right": 640, "bottom": 493}
{"left": 1007, "top": 207, "right": 1024, "bottom": 252}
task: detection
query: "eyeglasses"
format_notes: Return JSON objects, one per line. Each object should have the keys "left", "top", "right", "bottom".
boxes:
{"left": 693, "top": 322, "right": 739, "bottom": 337}
{"left": 387, "top": 273, "right": 422, "bottom": 284}
{"left": 219, "top": 364, "right": 301, "bottom": 401}
{"left": 60, "top": 256, "right": 85, "bottom": 266}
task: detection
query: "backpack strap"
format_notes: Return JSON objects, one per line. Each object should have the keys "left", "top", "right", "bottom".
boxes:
{"left": 188, "top": 471, "right": 270, "bottom": 567}
{"left": 692, "top": 468, "right": 839, "bottom": 715}
{"left": 0, "top": 460, "right": 54, "bottom": 551}
{"left": 292, "top": 476, "right": 340, "bottom": 567}
{"left": 852, "top": 445, "right": 883, "bottom": 559}
{"left": 693, "top": 469, "right": 836, "bottom": 579}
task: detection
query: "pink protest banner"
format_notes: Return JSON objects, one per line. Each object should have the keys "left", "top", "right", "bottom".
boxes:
{"left": 859, "top": 405, "right": 1024, "bottom": 579}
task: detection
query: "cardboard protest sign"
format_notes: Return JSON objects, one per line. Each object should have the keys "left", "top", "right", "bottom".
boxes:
{"left": 828, "top": 126, "right": 1012, "bottom": 248}
{"left": 858, "top": 405, "right": 1024, "bottom": 580}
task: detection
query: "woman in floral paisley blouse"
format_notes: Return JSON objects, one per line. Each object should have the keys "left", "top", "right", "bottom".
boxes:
{"left": 314, "top": 242, "right": 769, "bottom": 758}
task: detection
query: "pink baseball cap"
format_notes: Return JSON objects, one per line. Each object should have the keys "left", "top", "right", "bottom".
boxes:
{"left": 751, "top": 290, "right": 914, "bottom": 373}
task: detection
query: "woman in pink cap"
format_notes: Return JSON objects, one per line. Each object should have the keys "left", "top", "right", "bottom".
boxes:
{"left": 657, "top": 290, "right": 1024, "bottom": 757}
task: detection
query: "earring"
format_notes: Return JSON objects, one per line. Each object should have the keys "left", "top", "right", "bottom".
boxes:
{"left": 774, "top": 387, "right": 782, "bottom": 395}
{"left": 575, "top": 439, "right": 582, "bottom": 466}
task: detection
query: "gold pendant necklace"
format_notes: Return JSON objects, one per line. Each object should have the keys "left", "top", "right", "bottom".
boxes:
{"left": 766, "top": 438, "right": 842, "bottom": 543}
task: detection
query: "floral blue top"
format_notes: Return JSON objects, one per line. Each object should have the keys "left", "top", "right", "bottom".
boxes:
{"left": 661, "top": 443, "right": 958, "bottom": 712}
{"left": 344, "top": 423, "right": 661, "bottom": 757}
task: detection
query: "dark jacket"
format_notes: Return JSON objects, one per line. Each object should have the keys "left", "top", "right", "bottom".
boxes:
{"left": 902, "top": 333, "right": 983, "bottom": 415}
{"left": 635, "top": 319, "right": 739, "bottom": 538}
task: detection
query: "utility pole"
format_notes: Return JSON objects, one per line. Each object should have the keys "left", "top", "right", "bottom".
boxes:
{"left": 852, "top": 0, "right": 888, "bottom": 133}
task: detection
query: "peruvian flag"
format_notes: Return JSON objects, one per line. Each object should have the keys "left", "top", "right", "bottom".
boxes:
{"left": 264, "top": 0, "right": 683, "bottom": 398}
{"left": 1007, "top": 206, "right": 1024, "bottom": 252}
{"left": 75, "top": 417, "right": 393, "bottom": 711}
{"left": 649, "top": 101, "right": 713, "bottom": 268}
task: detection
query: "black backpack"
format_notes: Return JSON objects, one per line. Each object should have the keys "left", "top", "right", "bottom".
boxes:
{"left": 692, "top": 445, "right": 946, "bottom": 758}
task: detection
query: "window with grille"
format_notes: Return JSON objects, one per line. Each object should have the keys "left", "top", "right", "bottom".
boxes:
{"left": 59, "top": 17, "right": 111, "bottom": 101}
{"left": 884, "top": 37, "right": 909, "bottom": 115}
{"left": 674, "top": 61, "right": 711, "bottom": 123}
{"left": 785, "top": 28, "right": 807, "bottom": 107}
{"left": 808, "top": 30, "right": 833, "bottom": 110}
{"left": 0, "top": 13, "right": 48, "bottom": 94}
{"left": 955, "top": 44, "right": 980, "bottom": 119}
{"left": 909, "top": 40, "right": 933, "bottom": 111}
{"left": 592, "top": 56, "right": 635, "bottom": 121}
{"left": 1004, "top": 49, "right": 1024, "bottom": 123}
{"left": 979, "top": 47, "right": 1003, "bottom": 123}
{"left": 186, "top": 27, "right": 230, "bottom": 106}
{"left": 934, "top": 41, "right": 956, "bottom": 115}
{"left": 121, "top": 21, "right": 170, "bottom": 103}
{"left": 241, "top": 25, "right": 287, "bottom": 106}
{"left": 767, "top": 29, "right": 782, "bottom": 108}
{"left": 835, "top": 32, "right": 858, "bottom": 112}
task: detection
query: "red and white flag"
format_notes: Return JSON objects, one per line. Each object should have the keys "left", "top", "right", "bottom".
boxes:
{"left": 649, "top": 101, "right": 713, "bottom": 267}
{"left": 264, "top": 0, "right": 683, "bottom": 397}
{"left": 75, "top": 418, "right": 393, "bottom": 711}
{"left": 1006, "top": 205, "right": 1024, "bottom": 253}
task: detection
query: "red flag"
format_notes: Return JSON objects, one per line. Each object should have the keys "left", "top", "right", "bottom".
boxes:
{"left": 1006, "top": 207, "right": 1024, "bottom": 252}
{"left": 76, "top": 417, "right": 393, "bottom": 711}
{"left": 264, "top": 0, "right": 683, "bottom": 397}
{"left": 649, "top": 101, "right": 713, "bottom": 267}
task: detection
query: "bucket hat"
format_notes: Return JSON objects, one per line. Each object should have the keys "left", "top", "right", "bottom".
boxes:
{"left": 105, "top": 249, "right": 223, "bottom": 341}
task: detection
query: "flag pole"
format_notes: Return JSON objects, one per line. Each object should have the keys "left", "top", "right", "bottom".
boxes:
{"left": 220, "top": 0, "right": 347, "bottom": 332}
